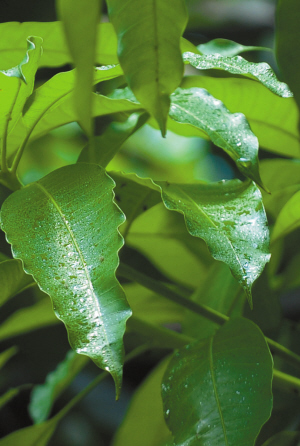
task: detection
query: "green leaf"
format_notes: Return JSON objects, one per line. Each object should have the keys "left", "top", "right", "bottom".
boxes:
{"left": 56, "top": 0, "right": 101, "bottom": 136}
{"left": 110, "top": 171, "right": 270, "bottom": 303}
{"left": 0, "top": 22, "right": 118, "bottom": 69}
{"left": 0, "top": 346, "right": 18, "bottom": 369}
{"left": 77, "top": 112, "right": 149, "bottom": 166}
{"left": 0, "top": 417, "right": 58, "bottom": 446}
{"left": 262, "top": 431, "right": 300, "bottom": 446}
{"left": 157, "top": 179, "right": 270, "bottom": 307}
{"left": 0, "top": 36, "right": 43, "bottom": 142}
{"left": 29, "top": 350, "right": 89, "bottom": 424}
{"left": 14, "top": 92, "right": 140, "bottom": 155}
{"left": 198, "top": 39, "right": 271, "bottom": 57}
{"left": 271, "top": 190, "right": 300, "bottom": 242}
{"left": 169, "top": 87, "right": 264, "bottom": 187}
{"left": 22, "top": 65, "right": 122, "bottom": 133}
{"left": 0, "top": 299, "right": 58, "bottom": 342}
{"left": 112, "top": 357, "right": 172, "bottom": 446}
{"left": 0, "top": 259, "right": 34, "bottom": 306}
{"left": 183, "top": 52, "right": 293, "bottom": 98}
{"left": 180, "top": 76, "right": 300, "bottom": 158}
{"left": 106, "top": 0, "right": 188, "bottom": 135}
{"left": 0, "top": 164, "right": 132, "bottom": 395}
{"left": 276, "top": 0, "right": 300, "bottom": 110}
{"left": 162, "top": 317, "right": 273, "bottom": 446}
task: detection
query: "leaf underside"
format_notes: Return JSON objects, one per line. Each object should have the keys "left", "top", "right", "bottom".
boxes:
{"left": 0, "top": 163, "right": 131, "bottom": 396}
{"left": 107, "top": 0, "right": 188, "bottom": 134}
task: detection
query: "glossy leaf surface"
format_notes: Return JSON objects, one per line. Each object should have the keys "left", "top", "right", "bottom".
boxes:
{"left": 111, "top": 171, "right": 270, "bottom": 303}
{"left": 271, "top": 191, "right": 300, "bottom": 242}
{"left": 113, "top": 358, "right": 172, "bottom": 446}
{"left": 180, "top": 76, "right": 300, "bottom": 158}
{"left": 157, "top": 179, "right": 270, "bottom": 306}
{"left": 0, "top": 259, "right": 34, "bottom": 306}
{"left": 30, "top": 350, "right": 89, "bottom": 424}
{"left": 106, "top": 0, "right": 187, "bottom": 134}
{"left": 0, "top": 36, "right": 42, "bottom": 141}
{"left": 0, "top": 22, "right": 119, "bottom": 69}
{"left": 183, "top": 52, "right": 293, "bottom": 98}
{"left": 198, "top": 39, "right": 270, "bottom": 57}
{"left": 169, "top": 87, "right": 264, "bottom": 187}
{"left": 276, "top": 0, "right": 300, "bottom": 110}
{"left": 0, "top": 164, "right": 131, "bottom": 395}
{"left": 56, "top": 0, "right": 101, "bottom": 135}
{"left": 162, "top": 318, "right": 273, "bottom": 446}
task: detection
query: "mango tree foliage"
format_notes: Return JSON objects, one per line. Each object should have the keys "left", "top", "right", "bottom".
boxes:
{"left": 198, "top": 38, "right": 270, "bottom": 57}
{"left": 0, "top": 22, "right": 119, "bottom": 69}
{"left": 162, "top": 318, "right": 273, "bottom": 446}
{"left": 110, "top": 172, "right": 270, "bottom": 306}
{"left": 0, "top": 37, "right": 42, "bottom": 143}
{"left": 106, "top": 0, "right": 188, "bottom": 134}
{"left": 109, "top": 87, "right": 264, "bottom": 186}
{"left": 180, "top": 76, "right": 300, "bottom": 158}
{"left": 0, "top": 163, "right": 131, "bottom": 396}
{"left": 56, "top": 0, "right": 101, "bottom": 137}
{"left": 183, "top": 52, "right": 293, "bottom": 98}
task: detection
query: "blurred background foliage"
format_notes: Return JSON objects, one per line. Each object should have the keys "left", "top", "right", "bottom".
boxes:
{"left": 0, "top": 1, "right": 289, "bottom": 445}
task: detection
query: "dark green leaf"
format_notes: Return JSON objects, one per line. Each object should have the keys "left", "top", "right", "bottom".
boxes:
{"left": 162, "top": 317, "right": 273, "bottom": 446}
{"left": 180, "top": 76, "right": 300, "bottom": 158}
{"left": 169, "top": 87, "right": 264, "bottom": 187}
{"left": 183, "top": 52, "right": 293, "bottom": 98}
{"left": 106, "top": 0, "right": 188, "bottom": 134}
{"left": 0, "top": 164, "right": 132, "bottom": 395}
{"left": 56, "top": 0, "right": 101, "bottom": 136}
{"left": 262, "top": 431, "right": 300, "bottom": 446}
{"left": 113, "top": 357, "right": 172, "bottom": 446}
{"left": 198, "top": 39, "right": 271, "bottom": 57}
{"left": 276, "top": 0, "right": 300, "bottom": 110}
{"left": 29, "top": 350, "right": 89, "bottom": 424}
{"left": 78, "top": 112, "right": 149, "bottom": 166}
{"left": 0, "top": 299, "right": 58, "bottom": 342}
{"left": 0, "top": 22, "right": 118, "bottom": 69}
{"left": 0, "top": 259, "right": 34, "bottom": 306}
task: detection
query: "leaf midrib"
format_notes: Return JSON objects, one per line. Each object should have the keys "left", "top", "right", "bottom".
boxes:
{"left": 34, "top": 181, "right": 110, "bottom": 351}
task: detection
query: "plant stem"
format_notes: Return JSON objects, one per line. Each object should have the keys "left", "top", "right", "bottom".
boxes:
{"left": 118, "top": 263, "right": 300, "bottom": 370}
{"left": 118, "top": 263, "right": 228, "bottom": 326}
{"left": 128, "top": 316, "right": 194, "bottom": 349}
{"left": 273, "top": 369, "right": 300, "bottom": 395}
